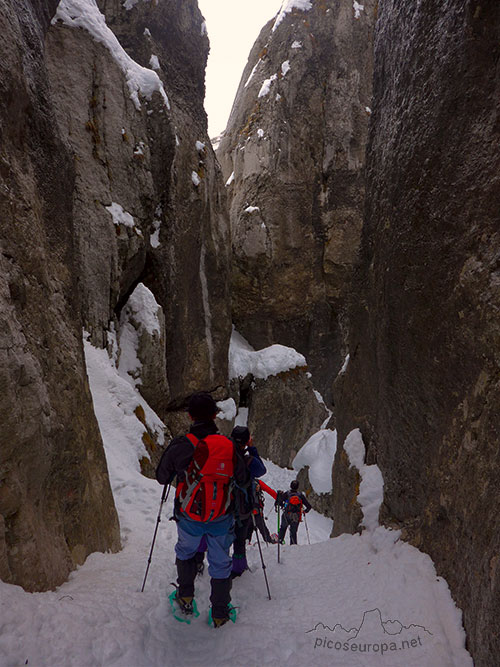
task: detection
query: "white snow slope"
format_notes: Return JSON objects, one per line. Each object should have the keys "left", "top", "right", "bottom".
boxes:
{"left": 0, "top": 339, "right": 473, "bottom": 667}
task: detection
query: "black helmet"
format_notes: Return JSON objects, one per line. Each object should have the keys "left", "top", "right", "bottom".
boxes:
{"left": 188, "top": 392, "right": 218, "bottom": 421}
{"left": 290, "top": 480, "right": 299, "bottom": 491}
{"left": 231, "top": 425, "right": 250, "bottom": 446}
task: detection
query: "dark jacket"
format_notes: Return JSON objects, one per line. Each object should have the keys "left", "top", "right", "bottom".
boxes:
{"left": 233, "top": 444, "right": 266, "bottom": 521}
{"left": 243, "top": 445, "right": 266, "bottom": 479}
{"left": 156, "top": 419, "right": 249, "bottom": 490}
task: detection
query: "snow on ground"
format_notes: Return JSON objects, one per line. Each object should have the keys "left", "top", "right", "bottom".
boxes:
{"left": 0, "top": 339, "right": 473, "bottom": 667}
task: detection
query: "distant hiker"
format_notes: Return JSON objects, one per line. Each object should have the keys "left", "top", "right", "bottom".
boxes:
{"left": 230, "top": 425, "right": 267, "bottom": 577}
{"left": 156, "top": 392, "right": 248, "bottom": 627}
{"left": 248, "top": 480, "right": 278, "bottom": 545}
{"left": 276, "top": 480, "right": 312, "bottom": 545}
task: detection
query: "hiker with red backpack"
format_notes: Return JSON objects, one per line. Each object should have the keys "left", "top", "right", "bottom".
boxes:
{"left": 156, "top": 393, "right": 248, "bottom": 627}
{"left": 276, "top": 480, "right": 312, "bottom": 545}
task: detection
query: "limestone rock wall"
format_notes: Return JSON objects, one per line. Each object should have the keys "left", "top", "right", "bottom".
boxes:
{"left": 0, "top": 0, "right": 120, "bottom": 591}
{"left": 217, "top": 0, "right": 375, "bottom": 400}
{"left": 0, "top": 0, "right": 232, "bottom": 592}
{"left": 333, "top": 2, "right": 500, "bottom": 664}
{"left": 246, "top": 370, "right": 327, "bottom": 468}
{"left": 47, "top": 0, "right": 231, "bottom": 408}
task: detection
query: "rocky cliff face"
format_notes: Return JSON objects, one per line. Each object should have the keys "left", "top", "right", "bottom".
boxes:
{"left": 333, "top": 2, "right": 500, "bottom": 664}
{"left": 0, "top": 0, "right": 232, "bottom": 592}
{"left": 47, "top": 0, "right": 232, "bottom": 412}
{"left": 217, "top": 0, "right": 375, "bottom": 400}
{"left": 0, "top": 0, "right": 120, "bottom": 591}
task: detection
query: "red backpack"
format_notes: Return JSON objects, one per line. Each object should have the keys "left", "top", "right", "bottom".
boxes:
{"left": 285, "top": 493, "right": 303, "bottom": 523}
{"left": 176, "top": 434, "right": 234, "bottom": 522}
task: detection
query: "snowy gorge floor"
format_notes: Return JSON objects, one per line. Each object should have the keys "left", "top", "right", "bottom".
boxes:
{"left": 0, "top": 339, "right": 473, "bottom": 667}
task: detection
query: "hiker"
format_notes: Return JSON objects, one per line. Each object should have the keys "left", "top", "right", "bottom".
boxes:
{"left": 276, "top": 480, "right": 312, "bottom": 545}
{"left": 156, "top": 392, "right": 248, "bottom": 627}
{"left": 230, "top": 425, "right": 267, "bottom": 577}
{"left": 248, "top": 479, "right": 278, "bottom": 545}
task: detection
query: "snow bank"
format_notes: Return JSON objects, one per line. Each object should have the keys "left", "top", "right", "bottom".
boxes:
{"left": 229, "top": 329, "right": 306, "bottom": 380}
{"left": 344, "top": 428, "right": 384, "bottom": 533}
{"left": 216, "top": 398, "right": 237, "bottom": 422}
{"left": 293, "top": 429, "right": 337, "bottom": 494}
{"left": 83, "top": 333, "right": 164, "bottom": 481}
{"left": 53, "top": 0, "right": 170, "bottom": 111}
{"left": 272, "top": 0, "right": 313, "bottom": 32}
{"left": 126, "top": 283, "right": 161, "bottom": 336}
{"left": 115, "top": 284, "right": 161, "bottom": 388}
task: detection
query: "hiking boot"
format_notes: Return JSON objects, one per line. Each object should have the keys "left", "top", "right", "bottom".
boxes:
{"left": 175, "top": 593, "right": 194, "bottom": 616}
{"left": 213, "top": 616, "right": 229, "bottom": 629}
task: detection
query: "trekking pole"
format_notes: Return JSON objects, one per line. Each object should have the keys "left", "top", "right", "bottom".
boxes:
{"left": 141, "top": 484, "right": 171, "bottom": 592}
{"left": 304, "top": 512, "right": 311, "bottom": 545}
{"left": 251, "top": 513, "right": 271, "bottom": 600}
{"left": 277, "top": 509, "right": 281, "bottom": 564}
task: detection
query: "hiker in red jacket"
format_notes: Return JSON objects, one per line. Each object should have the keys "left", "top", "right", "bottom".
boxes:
{"left": 248, "top": 479, "right": 278, "bottom": 544}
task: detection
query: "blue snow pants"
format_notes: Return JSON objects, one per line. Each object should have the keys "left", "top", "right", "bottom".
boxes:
{"left": 175, "top": 514, "right": 235, "bottom": 579}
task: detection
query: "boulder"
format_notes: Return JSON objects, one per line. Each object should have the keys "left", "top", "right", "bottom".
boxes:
{"left": 247, "top": 369, "right": 328, "bottom": 468}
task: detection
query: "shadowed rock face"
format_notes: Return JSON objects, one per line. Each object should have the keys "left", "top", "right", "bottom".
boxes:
{"left": 0, "top": 0, "right": 120, "bottom": 591}
{"left": 217, "top": 0, "right": 375, "bottom": 401}
{"left": 0, "top": 0, "right": 231, "bottom": 592}
{"left": 47, "top": 0, "right": 231, "bottom": 409}
{"left": 246, "top": 368, "right": 328, "bottom": 468}
{"left": 333, "top": 2, "right": 500, "bottom": 663}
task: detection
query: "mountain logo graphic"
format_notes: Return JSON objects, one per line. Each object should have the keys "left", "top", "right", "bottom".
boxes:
{"left": 306, "top": 608, "right": 433, "bottom": 640}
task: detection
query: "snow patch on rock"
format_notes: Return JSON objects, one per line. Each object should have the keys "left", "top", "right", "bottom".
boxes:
{"left": 229, "top": 329, "right": 306, "bottom": 380}
{"left": 344, "top": 428, "right": 385, "bottom": 534}
{"left": 293, "top": 429, "right": 337, "bottom": 494}
{"left": 53, "top": 0, "right": 170, "bottom": 111}
{"left": 272, "top": 0, "right": 313, "bottom": 33}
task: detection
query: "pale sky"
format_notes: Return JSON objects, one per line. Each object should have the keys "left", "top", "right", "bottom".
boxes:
{"left": 197, "top": 0, "right": 284, "bottom": 138}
